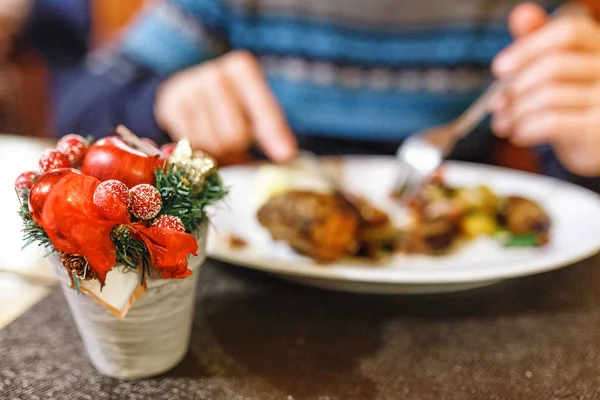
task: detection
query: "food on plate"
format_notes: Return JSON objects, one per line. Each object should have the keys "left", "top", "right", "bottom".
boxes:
{"left": 404, "top": 176, "right": 550, "bottom": 254}
{"left": 228, "top": 234, "right": 248, "bottom": 249}
{"left": 257, "top": 190, "right": 361, "bottom": 261}
{"left": 255, "top": 164, "right": 551, "bottom": 263}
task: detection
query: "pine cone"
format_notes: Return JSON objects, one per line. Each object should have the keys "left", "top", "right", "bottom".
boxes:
{"left": 60, "top": 252, "right": 95, "bottom": 281}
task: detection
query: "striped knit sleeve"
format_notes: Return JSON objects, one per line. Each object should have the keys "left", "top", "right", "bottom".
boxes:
{"left": 54, "top": 0, "right": 232, "bottom": 143}
{"left": 118, "top": 0, "right": 231, "bottom": 74}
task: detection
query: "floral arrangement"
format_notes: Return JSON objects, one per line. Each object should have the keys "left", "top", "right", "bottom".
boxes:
{"left": 15, "top": 125, "right": 226, "bottom": 313}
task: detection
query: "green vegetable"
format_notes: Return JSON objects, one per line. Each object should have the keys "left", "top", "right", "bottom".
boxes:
{"left": 504, "top": 234, "right": 539, "bottom": 248}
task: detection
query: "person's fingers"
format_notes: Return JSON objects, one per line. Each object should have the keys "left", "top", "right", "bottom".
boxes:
{"left": 506, "top": 109, "right": 583, "bottom": 147}
{"left": 554, "top": 106, "right": 600, "bottom": 177}
{"left": 493, "top": 17, "right": 600, "bottom": 76}
{"left": 221, "top": 50, "right": 297, "bottom": 162}
{"left": 507, "top": 52, "right": 600, "bottom": 97}
{"left": 203, "top": 66, "right": 252, "bottom": 154}
{"left": 508, "top": 2, "right": 549, "bottom": 38}
{"left": 490, "top": 91, "right": 513, "bottom": 138}
{"left": 509, "top": 83, "right": 597, "bottom": 121}
{"left": 187, "top": 96, "right": 228, "bottom": 158}
{"left": 156, "top": 94, "right": 194, "bottom": 143}
{"left": 491, "top": 114, "right": 512, "bottom": 138}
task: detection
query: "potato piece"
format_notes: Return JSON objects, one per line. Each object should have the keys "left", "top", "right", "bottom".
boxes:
{"left": 461, "top": 213, "right": 498, "bottom": 237}
{"left": 478, "top": 185, "right": 499, "bottom": 211}
{"left": 453, "top": 185, "right": 499, "bottom": 212}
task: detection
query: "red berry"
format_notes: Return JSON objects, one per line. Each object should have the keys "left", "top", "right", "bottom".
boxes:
{"left": 152, "top": 215, "right": 185, "bottom": 232}
{"left": 39, "top": 149, "right": 71, "bottom": 173}
{"left": 57, "top": 134, "right": 89, "bottom": 166}
{"left": 160, "top": 143, "right": 176, "bottom": 160}
{"left": 15, "top": 171, "right": 40, "bottom": 195}
{"left": 129, "top": 184, "right": 162, "bottom": 220}
{"left": 93, "top": 180, "right": 130, "bottom": 220}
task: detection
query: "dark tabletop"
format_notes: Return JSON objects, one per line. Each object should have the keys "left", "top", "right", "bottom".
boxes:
{"left": 3, "top": 256, "right": 600, "bottom": 400}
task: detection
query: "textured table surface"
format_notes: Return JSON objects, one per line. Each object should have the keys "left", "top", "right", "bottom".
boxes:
{"left": 3, "top": 257, "right": 600, "bottom": 400}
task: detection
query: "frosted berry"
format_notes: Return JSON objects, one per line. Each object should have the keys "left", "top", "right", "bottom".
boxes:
{"left": 15, "top": 171, "right": 40, "bottom": 195}
{"left": 153, "top": 215, "right": 185, "bottom": 232}
{"left": 39, "top": 149, "right": 71, "bottom": 173}
{"left": 129, "top": 184, "right": 162, "bottom": 220}
{"left": 93, "top": 180, "right": 130, "bottom": 220}
{"left": 57, "top": 134, "right": 89, "bottom": 166}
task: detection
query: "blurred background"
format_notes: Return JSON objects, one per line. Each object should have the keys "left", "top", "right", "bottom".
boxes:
{"left": 0, "top": 0, "right": 549, "bottom": 173}
{"left": 0, "top": 0, "right": 144, "bottom": 138}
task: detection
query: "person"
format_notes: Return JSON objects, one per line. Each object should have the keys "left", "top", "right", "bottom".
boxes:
{"left": 23, "top": 0, "right": 600, "bottom": 189}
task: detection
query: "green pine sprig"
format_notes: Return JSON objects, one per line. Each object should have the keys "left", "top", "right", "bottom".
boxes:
{"left": 110, "top": 225, "right": 152, "bottom": 284}
{"left": 155, "top": 165, "right": 227, "bottom": 233}
{"left": 17, "top": 189, "right": 54, "bottom": 252}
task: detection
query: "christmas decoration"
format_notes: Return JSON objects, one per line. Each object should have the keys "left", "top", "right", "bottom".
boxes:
{"left": 168, "top": 139, "right": 216, "bottom": 193}
{"left": 14, "top": 171, "right": 39, "bottom": 195}
{"left": 16, "top": 126, "right": 227, "bottom": 381}
{"left": 39, "top": 149, "right": 71, "bottom": 173}
{"left": 16, "top": 126, "right": 226, "bottom": 319}
{"left": 152, "top": 215, "right": 185, "bottom": 232}
{"left": 60, "top": 252, "right": 95, "bottom": 280}
{"left": 82, "top": 136, "right": 165, "bottom": 188}
{"left": 129, "top": 184, "right": 162, "bottom": 220}
{"left": 94, "top": 180, "right": 130, "bottom": 221}
{"left": 155, "top": 164, "right": 226, "bottom": 233}
{"left": 57, "top": 134, "right": 89, "bottom": 166}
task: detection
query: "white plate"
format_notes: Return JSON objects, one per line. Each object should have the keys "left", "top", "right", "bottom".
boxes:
{"left": 207, "top": 157, "right": 600, "bottom": 294}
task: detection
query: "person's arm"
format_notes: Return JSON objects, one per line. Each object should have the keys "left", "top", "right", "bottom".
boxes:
{"left": 51, "top": 0, "right": 230, "bottom": 143}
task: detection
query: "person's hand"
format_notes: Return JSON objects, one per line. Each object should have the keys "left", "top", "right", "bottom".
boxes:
{"left": 491, "top": 2, "right": 600, "bottom": 177}
{"left": 154, "top": 50, "right": 297, "bottom": 163}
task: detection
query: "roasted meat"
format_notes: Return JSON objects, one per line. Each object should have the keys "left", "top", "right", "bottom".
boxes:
{"left": 257, "top": 190, "right": 360, "bottom": 262}
{"left": 499, "top": 196, "right": 551, "bottom": 237}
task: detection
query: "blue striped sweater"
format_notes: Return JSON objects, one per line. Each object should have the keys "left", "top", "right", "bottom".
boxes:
{"left": 34, "top": 0, "right": 600, "bottom": 189}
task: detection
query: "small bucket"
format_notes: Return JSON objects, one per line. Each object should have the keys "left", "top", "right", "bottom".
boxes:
{"left": 48, "top": 223, "right": 207, "bottom": 380}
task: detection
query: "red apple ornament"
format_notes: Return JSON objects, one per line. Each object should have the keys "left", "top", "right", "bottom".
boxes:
{"left": 82, "top": 136, "right": 165, "bottom": 188}
{"left": 28, "top": 168, "right": 82, "bottom": 225}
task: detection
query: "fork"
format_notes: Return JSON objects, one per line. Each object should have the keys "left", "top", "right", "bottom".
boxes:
{"left": 295, "top": 150, "right": 355, "bottom": 200}
{"left": 391, "top": 2, "right": 589, "bottom": 203}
